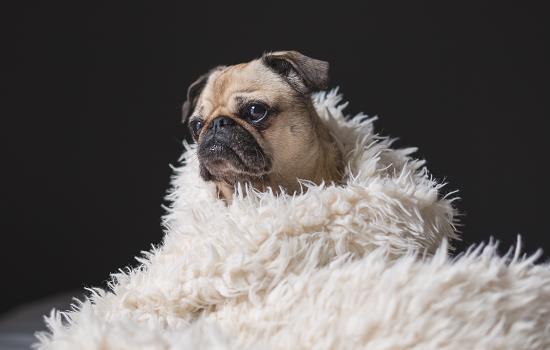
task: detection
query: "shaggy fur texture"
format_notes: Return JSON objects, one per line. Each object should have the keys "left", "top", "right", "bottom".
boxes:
{"left": 35, "top": 90, "right": 550, "bottom": 349}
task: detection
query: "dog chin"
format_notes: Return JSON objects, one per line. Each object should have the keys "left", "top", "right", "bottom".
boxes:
{"left": 199, "top": 161, "right": 267, "bottom": 185}
{"left": 198, "top": 142, "right": 271, "bottom": 184}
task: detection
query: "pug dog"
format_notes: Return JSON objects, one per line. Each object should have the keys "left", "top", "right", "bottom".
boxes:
{"left": 182, "top": 51, "right": 342, "bottom": 201}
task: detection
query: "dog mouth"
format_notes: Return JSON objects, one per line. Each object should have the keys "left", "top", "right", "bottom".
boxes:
{"left": 198, "top": 137, "right": 271, "bottom": 183}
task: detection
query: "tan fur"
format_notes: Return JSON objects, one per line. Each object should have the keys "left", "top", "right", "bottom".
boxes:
{"left": 190, "top": 57, "right": 342, "bottom": 201}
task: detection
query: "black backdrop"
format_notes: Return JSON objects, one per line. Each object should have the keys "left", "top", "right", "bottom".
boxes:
{"left": 2, "top": 2, "right": 548, "bottom": 315}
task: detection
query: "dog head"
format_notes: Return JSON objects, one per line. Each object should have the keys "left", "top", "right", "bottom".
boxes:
{"left": 182, "top": 51, "right": 341, "bottom": 199}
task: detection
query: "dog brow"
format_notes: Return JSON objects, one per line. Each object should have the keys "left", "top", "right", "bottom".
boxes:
{"left": 233, "top": 95, "right": 263, "bottom": 112}
{"left": 231, "top": 88, "right": 258, "bottom": 94}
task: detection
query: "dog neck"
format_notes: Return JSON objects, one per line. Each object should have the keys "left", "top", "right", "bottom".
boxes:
{"left": 215, "top": 107, "right": 342, "bottom": 203}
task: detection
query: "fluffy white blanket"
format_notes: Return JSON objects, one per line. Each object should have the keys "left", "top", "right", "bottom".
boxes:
{"left": 36, "top": 90, "right": 550, "bottom": 349}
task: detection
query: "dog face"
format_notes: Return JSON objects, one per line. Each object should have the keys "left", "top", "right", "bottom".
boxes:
{"left": 182, "top": 51, "right": 341, "bottom": 199}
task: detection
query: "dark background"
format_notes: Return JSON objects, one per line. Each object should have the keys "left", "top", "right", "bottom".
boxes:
{"left": 2, "top": 2, "right": 548, "bottom": 315}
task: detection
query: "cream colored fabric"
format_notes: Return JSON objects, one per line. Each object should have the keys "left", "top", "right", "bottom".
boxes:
{"left": 36, "top": 90, "right": 550, "bottom": 350}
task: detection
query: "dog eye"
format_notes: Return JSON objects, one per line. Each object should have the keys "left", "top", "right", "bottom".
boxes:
{"left": 244, "top": 103, "right": 268, "bottom": 122}
{"left": 189, "top": 119, "right": 203, "bottom": 137}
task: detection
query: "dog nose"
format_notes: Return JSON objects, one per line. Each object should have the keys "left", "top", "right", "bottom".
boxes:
{"left": 209, "top": 116, "right": 235, "bottom": 132}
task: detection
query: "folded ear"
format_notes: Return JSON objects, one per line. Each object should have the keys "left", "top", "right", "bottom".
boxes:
{"left": 262, "top": 51, "right": 329, "bottom": 92}
{"left": 182, "top": 66, "right": 226, "bottom": 123}
{"left": 181, "top": 73, "right": 209, "bottom": 123}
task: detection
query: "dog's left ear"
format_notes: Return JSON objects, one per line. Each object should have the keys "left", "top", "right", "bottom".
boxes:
{"left": 262, "top": 50, "right": 329, "bottom": 92}
{"left": 182, "top": 66, "right": 227, "bottom": 123}
{"left": 181, "top": 73, "right": 210, "bottom": 123}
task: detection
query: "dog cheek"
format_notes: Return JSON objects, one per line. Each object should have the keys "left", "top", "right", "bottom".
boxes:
{"left": 199, "top": 164, "right": 214, "bottom": 182}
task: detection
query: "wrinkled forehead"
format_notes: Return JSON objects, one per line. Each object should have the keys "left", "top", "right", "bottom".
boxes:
{"left": 198, "top": 60, "right": 289, "bottom": 112}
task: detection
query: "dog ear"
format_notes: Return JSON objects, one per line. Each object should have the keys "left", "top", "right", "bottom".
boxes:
{"left": 262, "top": 51, "right": 329, "bottom": 92}
{"left": 182, "top": 66, "right": 226, "bottom": 123}
{"left": 181, "top": 73, "right": 210, "bottom": 123}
